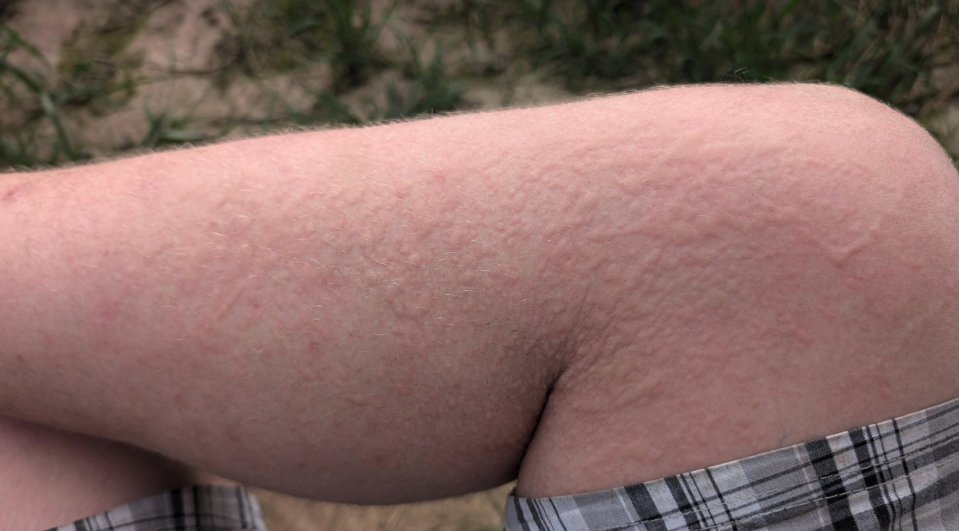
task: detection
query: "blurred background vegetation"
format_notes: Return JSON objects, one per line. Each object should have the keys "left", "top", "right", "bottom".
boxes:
{"left": 1, "top": 1, "right": 958, "bottom": 529}
{"left": 0, "top": 0, "right": 957, "bottom": 173}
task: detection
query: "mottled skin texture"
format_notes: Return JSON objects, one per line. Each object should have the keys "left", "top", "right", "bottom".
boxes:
{"left": 1, "top": 84, "right": 958, "bottom": 526}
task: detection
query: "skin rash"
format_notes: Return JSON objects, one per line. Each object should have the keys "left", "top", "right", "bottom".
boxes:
{"left": 0, "top": 83, "right": 958, "bottom": 503}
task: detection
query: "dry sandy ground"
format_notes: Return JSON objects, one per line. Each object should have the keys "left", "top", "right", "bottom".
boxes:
{"left": 6, "top": 0, "right": 576, "bottom": 161}
{"left": 7, "top": 0, "right": 958, "bottom": 163}
{"left": 251, "top": 484, "right": 514, "bottom": 531}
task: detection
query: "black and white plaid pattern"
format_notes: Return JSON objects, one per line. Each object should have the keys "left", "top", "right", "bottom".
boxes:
{"left": 506, "top": 396, "right": 959, "bottom": 531}
{"left": 49, "top": 485, "right": 267, "bottom": 531}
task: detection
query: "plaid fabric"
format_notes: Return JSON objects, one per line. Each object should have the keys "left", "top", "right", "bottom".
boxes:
{"left": 49, "top": 485, "right": 268, "bottom": 531}
{"left": 505, "top": 396, "right": 959, "bottom": 531}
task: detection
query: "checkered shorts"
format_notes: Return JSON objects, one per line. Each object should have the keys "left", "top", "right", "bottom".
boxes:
{"left": 47, "top": 397, "right": 959, "bottom": 531}
{"left": 49, "top": 485, "right": 267, "bottom": 531}
{"left": 505, "top": 396, "right": 959, "bottom": 531}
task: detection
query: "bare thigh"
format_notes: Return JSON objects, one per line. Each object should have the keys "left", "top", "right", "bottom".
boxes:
{"left": 0, "top": 414, "right": 222, "bottom": 530}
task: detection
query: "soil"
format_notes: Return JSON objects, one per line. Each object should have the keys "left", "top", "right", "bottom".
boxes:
{"left": 4, "top": 0, "right": 578, "bottom": 163}
{"left": 251, "top": 484, "right": 514, "bottom": 531}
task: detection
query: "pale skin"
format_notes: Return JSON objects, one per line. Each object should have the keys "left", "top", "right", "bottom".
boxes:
{"left": 2, "top": 83, "right": 959, "bottom": 529}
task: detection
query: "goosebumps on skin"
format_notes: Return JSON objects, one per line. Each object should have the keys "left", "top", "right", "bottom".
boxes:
{"left": 0, "top": 83, "right": 957, "bottom": 505}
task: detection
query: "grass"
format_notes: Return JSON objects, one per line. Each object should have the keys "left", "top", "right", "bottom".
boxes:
{"left": 0, "top": 0, "right": 957, "bottom": 171}
{"left": 0, "top": 23, "right": 72, "bottom": 166}
{"left": 213, "top": 0, "right": 395, "bottom": 92}
{"left": 365, "top": 36, "right": 462, "bottom": 121}
{"left": 436, "top": 0, "right": 956, "bottom": 104}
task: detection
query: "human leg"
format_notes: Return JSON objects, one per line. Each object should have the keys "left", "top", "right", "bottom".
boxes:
{"left": 517, "top": 83, "right": 959, "bottom": 497}
{"left": 0, "top": 84, "right": 956, "bottom": 509}
{"left": 0, "top": 413, "right": 265, "bottom": 530}
{"left": 505, "top": 83, "right": 959, "bottom": 531}
{"left": 0, "top": 414, "right": 216, "bottom": 529}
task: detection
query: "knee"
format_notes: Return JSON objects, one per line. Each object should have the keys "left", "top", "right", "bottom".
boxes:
{"left": 488, "top": 83, "right": 959, "bottom": 497}
{"left": 521, "top": 84, "right": 959, "bottom": 496}
{"left": 751, "top": 83, "right": 959, "bottom": 301}
{"left": 767, "top": 84, "right": 959, "bottom": 370}
{"left": 573, "top": 82, "right": 959, "bottom": 397}
{"left": 759, "top": 84, "right": 959, "bottom": 324}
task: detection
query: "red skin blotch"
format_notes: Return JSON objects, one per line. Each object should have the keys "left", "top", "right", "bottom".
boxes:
{"left": 2, "top": 185, "right": 24, "bottom": 202}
